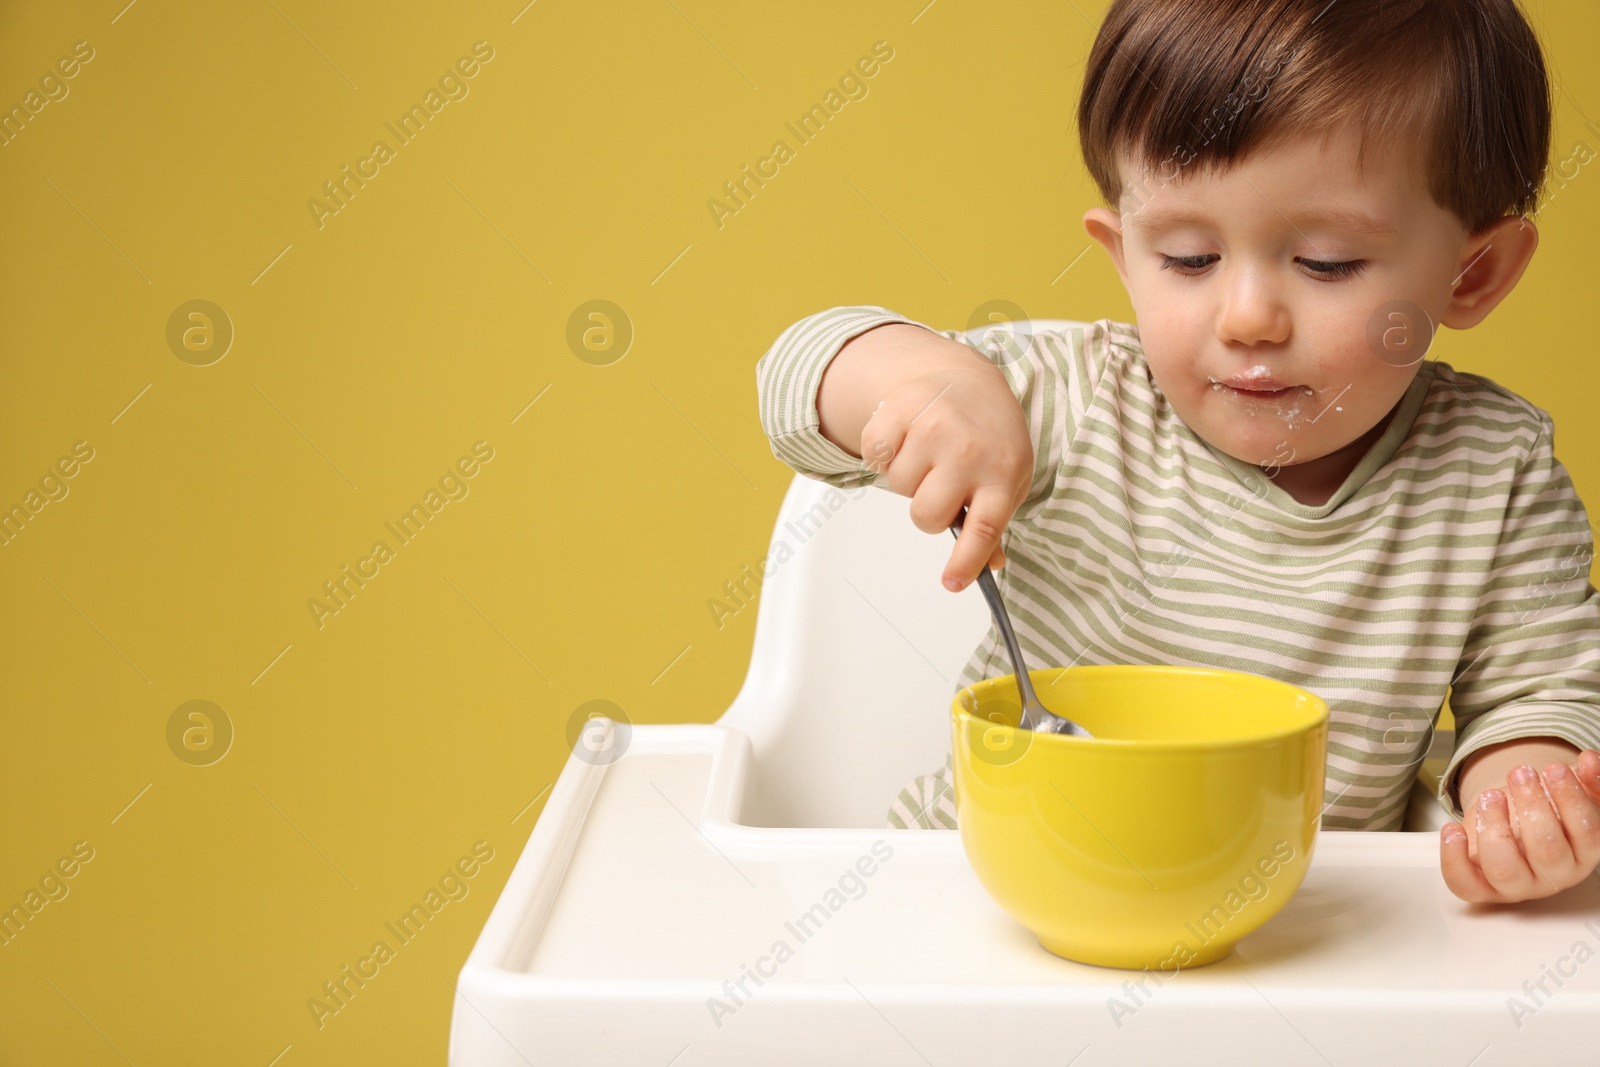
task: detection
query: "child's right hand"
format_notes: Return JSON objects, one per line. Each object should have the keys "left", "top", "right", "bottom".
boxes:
{"left": 818, "top": 323, "right": 1034, "bottom": 593}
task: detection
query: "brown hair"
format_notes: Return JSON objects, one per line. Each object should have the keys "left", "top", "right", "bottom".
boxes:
{"left": 1076, "top": 0, "right": 1552, "bottom": 234}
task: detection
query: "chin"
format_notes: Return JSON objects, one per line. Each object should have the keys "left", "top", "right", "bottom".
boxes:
{"left": 1202, "top": 425, "right": 1303, "bottom": 467}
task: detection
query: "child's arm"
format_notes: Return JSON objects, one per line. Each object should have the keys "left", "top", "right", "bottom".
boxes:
{"left": 818, "top": 321, "right": 1031, "bottom": 589}
{"left": 756, "top": 307, "right": 1108, "bottom": 592}
{"left": 1435, "top": 415, "right": 1600, "bottom": 902}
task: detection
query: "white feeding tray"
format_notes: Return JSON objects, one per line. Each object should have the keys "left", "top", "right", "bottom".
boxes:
{"left": 451, "top": 366, "right": 1600, "bottom": 1064}
{"left": 450, "top": 722, "right": 1600, "bottom": 1066}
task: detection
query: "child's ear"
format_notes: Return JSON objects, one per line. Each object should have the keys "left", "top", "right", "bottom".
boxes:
{"left": 1083, "top": 207, "right": 1131, "bottom": 292}
{"left": 1438, "top": 215, "right": 1539, "bottom": 330}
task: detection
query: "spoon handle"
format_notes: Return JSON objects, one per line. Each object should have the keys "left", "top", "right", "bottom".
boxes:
{"left": 948, "top": 507, "right": 1042, "bottom": 728}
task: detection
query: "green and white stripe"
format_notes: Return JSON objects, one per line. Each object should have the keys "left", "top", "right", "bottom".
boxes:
{"left": 756, "top": 306, "right": 1600, "bottom": 831}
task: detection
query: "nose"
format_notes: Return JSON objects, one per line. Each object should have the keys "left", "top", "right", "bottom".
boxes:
{"left": 1216, "top": 264, "right": 1291, "bottom": 349}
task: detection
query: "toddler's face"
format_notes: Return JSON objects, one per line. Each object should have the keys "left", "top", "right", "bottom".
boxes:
{"left": 1085, "top": 123, "right": 1507, "bottom": 472}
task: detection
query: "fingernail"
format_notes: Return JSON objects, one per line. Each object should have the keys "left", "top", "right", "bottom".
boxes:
{"left": 944, "top": 577, "right": 962, "bottom": 592}
{"left": 1547, "top": 762, "right": 1571, "bottom": 782}
{"left": 1442, "top": 823, "right": 1465, "bottom": 844}
{"left": 1510, "top": 765, "right": 1536, "bottom": 786}
{"left": 1478, "top": 789, "right": 1501, "bottom": 810}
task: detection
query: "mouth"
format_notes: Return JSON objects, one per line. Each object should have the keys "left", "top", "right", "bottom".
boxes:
{"left": 1227, "top": 384, "right": 1297, "bottom": 399}
{"left": 1209, "top": 375, "right": 1306, "bottom": 400}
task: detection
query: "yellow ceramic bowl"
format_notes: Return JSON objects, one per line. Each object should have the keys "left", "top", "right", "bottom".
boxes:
{"left": 951, "top": 665, "right": 1327, "bottom": 971}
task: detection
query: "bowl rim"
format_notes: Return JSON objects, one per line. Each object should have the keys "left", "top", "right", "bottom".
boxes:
{"left": 952, "top": 664, "right": 1330, "bottom": 752}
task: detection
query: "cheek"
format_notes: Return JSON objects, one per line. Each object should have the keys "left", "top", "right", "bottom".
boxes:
{"left": 1319, "top": 334, "right": 1412, "bottom": 405}
{"left": 1126, "top": 302, "right": 1194, "bottom": 365}
{"left": 1330, "top": 292, "right": 1414, "bottom": 375}
{"left": 1141, "top": 329, "right": 1208, "bottom": 401}
{"left": 1139, "top": 349, "right": 1187, "bottom": 401}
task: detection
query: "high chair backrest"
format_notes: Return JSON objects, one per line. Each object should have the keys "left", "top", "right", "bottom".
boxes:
{"left": 716, "top": 319, "right": 1091, "bottom": 828}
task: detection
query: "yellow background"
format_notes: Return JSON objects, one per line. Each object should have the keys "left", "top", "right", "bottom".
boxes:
{"left": 1, "top": 1, "right": 1595, "bottom": 1063}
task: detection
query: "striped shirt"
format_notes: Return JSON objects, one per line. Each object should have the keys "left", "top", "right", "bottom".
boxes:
{"left": 755, "top": 306, "right": 1600, "bottom": 831}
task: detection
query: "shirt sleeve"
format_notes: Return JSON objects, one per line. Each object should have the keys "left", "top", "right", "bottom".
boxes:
{"left": 753, "top": 305, "right": 1117, "bottom": 523}
{"left": 1438, "top": 414, "right": 1600, "bottom": 819}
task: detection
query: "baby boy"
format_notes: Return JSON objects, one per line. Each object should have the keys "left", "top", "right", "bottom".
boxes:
{"left": 755, "top": 0, "right": 1600, "bottom": 904}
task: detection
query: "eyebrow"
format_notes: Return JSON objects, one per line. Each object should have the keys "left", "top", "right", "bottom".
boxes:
{"left": 1127, "top": 204, "right": 1401, "bottom": 238}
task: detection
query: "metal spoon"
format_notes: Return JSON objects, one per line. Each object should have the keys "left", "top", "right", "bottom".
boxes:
{"left": 948, "top": 507, "right": 1093, "bottom": 738}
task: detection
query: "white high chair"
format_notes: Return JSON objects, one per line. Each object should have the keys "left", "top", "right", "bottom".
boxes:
{"left": 711, "top": 458, "right": 988, "bottom": 829}
{"left": 447, "top": 322, "right": 1596, "bottom": 1067}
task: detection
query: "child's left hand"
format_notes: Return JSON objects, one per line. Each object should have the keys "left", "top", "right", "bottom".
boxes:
{"left": 1441, "top": 749, "right": 1600, "bottom": 903}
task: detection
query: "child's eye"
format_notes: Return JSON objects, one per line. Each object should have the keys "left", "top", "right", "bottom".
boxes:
{"left": 1157, "top": 254, "right": 1218, "bottom": 275}
{"left": 1296, "top": 257, "right": 1368, "bottom": 280}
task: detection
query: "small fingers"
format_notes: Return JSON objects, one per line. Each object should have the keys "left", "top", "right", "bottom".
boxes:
{"left": 907, "top": 469, "right": 967, "bottom": 536}
{"left": 1473, "top": 789, "right": 1540, "bottom": 901}
{"left": 941, "top": 487, "right": 1014, "bottom": 592}
{"left": 1545, "top": 760, "right": 1600, "bottom": 875}
{"left": 1505, "top": 765, "right": 1575, "bottom": 892}
{"left": 1440, "top": 821, "right": 1502, "bottom": 903}
{"left": 1576, "top": 750, "right": 1600, "bottom": 805}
